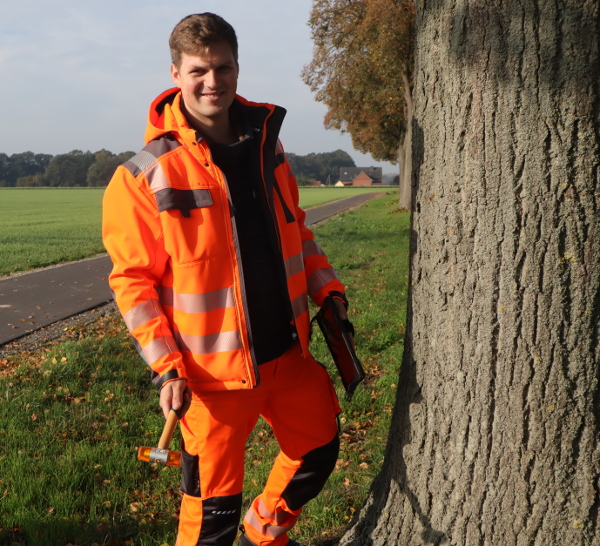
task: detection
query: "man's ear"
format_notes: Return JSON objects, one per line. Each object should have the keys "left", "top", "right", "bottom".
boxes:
{"left": 170, "top": 63, "right": 181, "bottom": 87}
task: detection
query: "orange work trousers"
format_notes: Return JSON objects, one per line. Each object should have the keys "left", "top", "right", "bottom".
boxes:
{"left": 175, "top": 343, "right": 341, "bottom": 546}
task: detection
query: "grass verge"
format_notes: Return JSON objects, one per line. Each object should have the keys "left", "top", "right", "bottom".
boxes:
{"left": 0, "top": 192, "right": 410, "bottom": 545}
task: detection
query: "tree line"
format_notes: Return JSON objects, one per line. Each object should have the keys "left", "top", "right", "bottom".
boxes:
{"left": 0, "top": 149, "right": 362, "bottom": 188}
{"left": 0, "top": 150, "right": 136, "bottom": 188}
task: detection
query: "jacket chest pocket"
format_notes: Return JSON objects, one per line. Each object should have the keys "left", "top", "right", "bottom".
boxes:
{"left": 156, "top": 188, "right": 213, "bottom": 218}
{"left": 157, "top": 188, "right": 219, "bottom": 265}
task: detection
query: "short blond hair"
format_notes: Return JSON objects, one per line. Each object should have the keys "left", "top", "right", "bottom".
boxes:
{"left": 169, "top": 13, "right": 238, "bottom": 68}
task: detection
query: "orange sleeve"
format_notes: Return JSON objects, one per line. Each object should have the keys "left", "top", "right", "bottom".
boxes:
{"left": 102, "top": 165, "right": 186, "bottom": 388}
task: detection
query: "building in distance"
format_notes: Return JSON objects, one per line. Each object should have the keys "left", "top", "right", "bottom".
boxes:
{"left": 337, "top": 167, "right": 383, "bottom": 186}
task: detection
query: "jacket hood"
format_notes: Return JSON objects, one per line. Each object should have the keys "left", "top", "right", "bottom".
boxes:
{"left": 145, "top": 88, "right": 286, "bottom": 146}
{"left": 144, "top": 88, "right": 192, "bottom": 145}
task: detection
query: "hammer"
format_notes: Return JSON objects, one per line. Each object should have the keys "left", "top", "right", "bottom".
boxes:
{"left": 137, "top": 408, "right": 182, "bottom": 467}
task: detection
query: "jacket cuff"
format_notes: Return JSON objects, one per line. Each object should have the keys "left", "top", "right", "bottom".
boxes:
{"left": 151, "top": 368, "right": 186, "bottom": 391}
{"left": 329, "top": 290, "right": 348, "bottom": 309}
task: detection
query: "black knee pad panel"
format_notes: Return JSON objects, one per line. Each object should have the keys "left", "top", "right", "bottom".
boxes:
{"left": 281, "top": 434, "right": 340, "bottom": 511}
{"left": 197, "top": 494, "right": 243, "bottom": 545}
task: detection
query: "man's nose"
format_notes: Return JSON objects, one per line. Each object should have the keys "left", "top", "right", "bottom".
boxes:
{"left": 205, "top": 70, "right": 218, "bottom": 88}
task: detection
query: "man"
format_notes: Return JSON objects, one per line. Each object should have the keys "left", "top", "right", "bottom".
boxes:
{"left": 103, "top": 13, "right": 351, "bottom": 546}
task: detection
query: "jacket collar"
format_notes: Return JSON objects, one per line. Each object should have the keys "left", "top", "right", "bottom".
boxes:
{"left": 145, "top": 88, "right": 287, "bottom": 148}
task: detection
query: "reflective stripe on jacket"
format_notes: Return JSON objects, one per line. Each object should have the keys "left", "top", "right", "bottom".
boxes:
{"left": 102, "top": 89, "right": 345, "bottom": 392}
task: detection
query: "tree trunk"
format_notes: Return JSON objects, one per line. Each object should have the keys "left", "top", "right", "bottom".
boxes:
{"left": 399, "top": 70, "right": 413, "bottom": 210}
{"left": 341, "top": 1, "right": 600, "bottom": 545}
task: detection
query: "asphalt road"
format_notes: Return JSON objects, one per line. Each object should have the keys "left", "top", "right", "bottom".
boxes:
{"left": 0, "top": 192, "right": 381, "bottom": 346}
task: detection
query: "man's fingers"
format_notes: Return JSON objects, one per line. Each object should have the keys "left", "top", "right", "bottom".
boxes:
{"left": 159, "top": 379, "right": 190, "bottom": 419}
{"left": 171, "top": 388, "right": 182, "bottom": 411}
{"left": 180, "top": 387, "right": 192, "bottom": 417}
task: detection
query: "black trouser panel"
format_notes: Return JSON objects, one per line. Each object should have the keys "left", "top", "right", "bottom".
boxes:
{"left": 197, "top": 493, "right": 243, "bottom": 546}
{"left": 281, "top": 433, "right": 340, "bottom": 511}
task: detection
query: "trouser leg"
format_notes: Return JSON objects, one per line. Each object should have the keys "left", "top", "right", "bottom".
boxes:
{"left": 177, "top": 493, "right": 243, "bottom": 546}
{"left": 242, "top": 345, "right": 341, "bottom": 546}
{"left": 176, "top": 388, "right": 262, "bottom": 546}
{"left": 243, "top": 435, "right": 340, "bottom": 545}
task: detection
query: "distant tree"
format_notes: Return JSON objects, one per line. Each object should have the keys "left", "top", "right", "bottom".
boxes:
{"left": 287, "top": 153, "right": 313, "bottom": 186}
{"left": 0, "top": 152, "right": 51, "bottom": 187}
{"left": 303, "top": 0, "right": 415, "bottom": 206}
{"left": 11, "top": 152, "right": 52, "bottom": 180}
{"left": 44, "top": 150, "right": 95, "bottom": 187}
{"left": 16, "top": 174, "right": 45, "bottom": 187}
{"left": 0, "top": 153, "right": 11, "bottom": 187}
{"left": 287, "top": 149, "right": 355, "bottom": 186}
{"left": 87, "top": 150, "right": 135, "bottom": 187}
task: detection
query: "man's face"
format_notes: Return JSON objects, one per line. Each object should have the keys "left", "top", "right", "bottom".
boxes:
{"left": 170, "top": 41, "right": 239, "bottom": 132}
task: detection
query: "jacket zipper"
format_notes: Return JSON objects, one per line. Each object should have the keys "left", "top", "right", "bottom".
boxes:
{"left": 201, "top": 141, "right": 260, "bottom": 389}
{"left": 257, "top": 110, "right": 298, "bottom": 342}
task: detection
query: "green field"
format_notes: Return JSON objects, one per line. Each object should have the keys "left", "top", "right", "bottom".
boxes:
{"left": 0, "top": 189, "right": 106, "bottom": 277}
{"left": 0, "top": 187, "right": 386, "bottom": 278}
{"left": 0, "top": 193, "right": 409, "bottom": 545}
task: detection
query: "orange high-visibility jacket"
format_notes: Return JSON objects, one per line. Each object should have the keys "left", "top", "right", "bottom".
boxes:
{"left": 103, "top": 88, "right": 345, "bottom": 392}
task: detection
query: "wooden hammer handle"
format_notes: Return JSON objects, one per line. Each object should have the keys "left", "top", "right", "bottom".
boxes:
{"left": 157, "top": 409, "right": 179, "bottom": 450}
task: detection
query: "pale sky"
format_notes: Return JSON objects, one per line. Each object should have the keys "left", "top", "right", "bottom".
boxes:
{"left": 0, "top": 1, "right": 397, "bottom": 173}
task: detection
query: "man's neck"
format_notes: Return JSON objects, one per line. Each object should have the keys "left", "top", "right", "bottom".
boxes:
{"left": 182, "top": 104, "right": 239, "bottom": 145}
{"left": 198, "top": 120, "right": 239, "bottom": 145}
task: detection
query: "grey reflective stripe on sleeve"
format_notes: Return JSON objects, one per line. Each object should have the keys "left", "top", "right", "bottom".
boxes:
{"left": 175, "top": 330, "right": 243, "bottom": 355}
{"left": 123, "top": 298, "right": 164, "bottom": 332}
{"left": 302, "top": 239, "right": 326, "bottom": 257}
{"left": 132, "top": 336, "right": 181, "bottom": 382}
{"left": 159, "top": 286, "right": 235, "bottom": 314}
{"left": 130, "top": 336, "right": 148, "bottom": 365}
{"left": 122, "top": 136, "right": 181, "bottom": 193}
{"left": 291, "top": 292, "right": 309, "bottom": 320}
{"left": 307, "top": 268, "right": 340, "bottom": 299}
{"left": 284, "top": 252, "right": 304, "bottom": 279}
{"left": 145, "top": 161, "right": 170, "bottom": 193}
{"left": 123, "top": 151, "right": 156, "bottom": 176}
{"left": 142, "top": 335, "right": 178, "bottom": 365}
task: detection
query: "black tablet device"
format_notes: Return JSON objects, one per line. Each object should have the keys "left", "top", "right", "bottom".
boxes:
{"left": 314, "top": 296, "right": 365, "bottom": 397}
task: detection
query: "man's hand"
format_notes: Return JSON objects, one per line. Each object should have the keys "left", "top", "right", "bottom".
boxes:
{"left": 159, "top": 378, "right": 192, "bottom": 419}
{"left": 332, "top": 298, "right": 355, "bottom": 349}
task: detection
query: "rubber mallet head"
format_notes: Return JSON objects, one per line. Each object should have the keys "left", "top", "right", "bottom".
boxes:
{"left": 137, "top": 408, "right": 182, "bottom": 467}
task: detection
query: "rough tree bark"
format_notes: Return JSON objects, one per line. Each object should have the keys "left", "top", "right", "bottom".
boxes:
{"left": 341, "top": 0, "right": 600, "bottom": 544}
